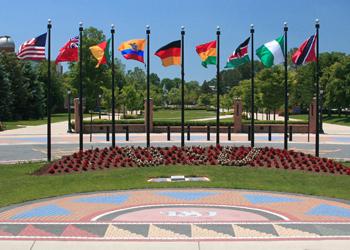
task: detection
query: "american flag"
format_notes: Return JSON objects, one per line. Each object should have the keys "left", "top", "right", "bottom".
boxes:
{"left": 17, "top": 33, "right": 47, "bottom": 60}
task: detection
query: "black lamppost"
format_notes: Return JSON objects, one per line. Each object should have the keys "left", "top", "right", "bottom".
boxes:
{"left": 98, "top": 94, "right": 102, "bottom": 119}
{"left": 67, "top": 90, "right": 72, "bottom": 133}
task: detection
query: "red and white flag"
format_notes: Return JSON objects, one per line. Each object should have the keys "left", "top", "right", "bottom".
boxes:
{"left": 55, "top": 36, "right": 79, "bottom": 64}
{"left": 17, "top": 33, "right": 47, "bottom": 61}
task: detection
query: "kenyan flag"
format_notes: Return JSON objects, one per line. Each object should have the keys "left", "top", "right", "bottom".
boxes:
{"left": 225, "top": 37, "right": 250, "bottom": 69}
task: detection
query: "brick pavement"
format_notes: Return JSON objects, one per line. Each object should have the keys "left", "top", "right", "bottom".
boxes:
{"left": 1, "top": 189, "right": 350, "bottom": 241}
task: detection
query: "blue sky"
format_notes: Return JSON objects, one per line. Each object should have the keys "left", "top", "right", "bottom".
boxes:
{"left": 1, "top": 0, "right": 349, "bottom": 83}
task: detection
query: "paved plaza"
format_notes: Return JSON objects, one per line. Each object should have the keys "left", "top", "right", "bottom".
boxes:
{"left": 1, "top": 188, "right": 350, "bottom": 241}
{"left": 1, "top": 119, "right": 350, "bottom": 163}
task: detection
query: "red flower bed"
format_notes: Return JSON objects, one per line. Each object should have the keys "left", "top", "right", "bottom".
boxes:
{"left": 38, "top": 146, "right": 350, "bottom": 176}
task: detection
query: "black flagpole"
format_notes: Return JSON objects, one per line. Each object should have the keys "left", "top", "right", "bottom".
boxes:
{"left": 216, "top": 26, "right": 221, "bottom": 145}
{"left": 250, "top": 24, "right": 255, "bottom": 148}
{"left": 79, "top": 22, "right": 84, "bottom": 151}
{"left": 146, "top": 25, "right": 151, "bottom": 148}
{"left": 284, "top": 22, "right": 288, "bottom": 150}
{"left": 315, "top": 19, "right": 320, "bottom": 157}
{"left": 47, "top": 19, "right": 52, "bottom": 162}
{"left": 111, "top": 24, "right": 116, "bottom": 148}
{"left": 181, "top": 26, "right": 185, "bottom": 148}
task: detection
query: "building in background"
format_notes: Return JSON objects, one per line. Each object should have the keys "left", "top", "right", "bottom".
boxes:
{"left": 0, "top": 36, "right": 15, "bottom": 52}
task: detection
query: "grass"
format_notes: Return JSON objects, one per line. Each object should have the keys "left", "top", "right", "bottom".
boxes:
{"left": 290, "top": 114, "right": 350, "bottom": 127}
{"left": 153, "top": 109, "right": 217, "bottom": 121}
{"left": 2, "top": 113, "right": 89, "bottom": 130}
{"left": 0, "top": 162, "right": 350, "bottom": 208}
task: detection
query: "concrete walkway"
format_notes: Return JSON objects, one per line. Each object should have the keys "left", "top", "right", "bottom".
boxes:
{"left": 2, "top": 240, "right": 350, "bottom": 250}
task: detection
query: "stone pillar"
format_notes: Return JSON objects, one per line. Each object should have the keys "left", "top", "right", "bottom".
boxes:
{"left": 309, "top": 97, "right": 317, "bottom": 133}
{"left": 233, "top": 98, "right": 243, "bottom": 133}
{"left": 74, "top": 98, "right": 80, "bottom": 133}
{"left": 144, "top": 98, "right": 154, "bottom": 132}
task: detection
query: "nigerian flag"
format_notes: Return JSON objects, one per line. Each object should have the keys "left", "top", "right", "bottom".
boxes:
{"left": 256, "top": 35, "right": 284, "bottom": 68}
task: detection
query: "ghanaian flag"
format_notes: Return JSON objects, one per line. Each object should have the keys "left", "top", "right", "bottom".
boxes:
{"left": 195, "top": 40, "right": 216, "bottom": 68}
{"left": 155, "top": 40, "right": 181, "bottom": 67}
{"left": 89, "top": 39, "right": 111, "bottom": 68}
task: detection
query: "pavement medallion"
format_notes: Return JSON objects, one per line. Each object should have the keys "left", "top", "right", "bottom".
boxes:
{"left": 1, "top": 189, "right": 350, "bottom": 241}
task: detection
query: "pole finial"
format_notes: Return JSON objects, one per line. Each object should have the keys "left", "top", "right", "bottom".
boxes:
{"left": 284, "top": 21, "right": 287, "bottom": 27}
{"left": 316, "top": 18, "right": 320, "bottom": 24}
{"left": 79, "top": 21, "right": 83, "bottom": 27}
{"left": 181, "top": 25, "right": 185, "bottom": 31}
{"left": 250, "top": 24, "right": 254, "bottom": 29}
{"left": 216, "top": 26, "right": 220, "bottom": 31}
{"left": 111, "top": 24, "right": 115, "bottom": 29}
{"left": 48, "top": 19, "right": 52, "bottom": 25}
{"left": 146, "top": 24, "right": 150, "bottom": 30}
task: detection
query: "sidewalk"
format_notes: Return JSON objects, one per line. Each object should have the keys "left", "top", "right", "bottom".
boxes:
{"left": 2, "top": 240, "right": 350, "bottom": 250}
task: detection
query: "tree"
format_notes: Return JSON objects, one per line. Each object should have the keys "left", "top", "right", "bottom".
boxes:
{"left": 37, "top": 61, "right": 65, "bottom": 113}
{"left": 167, "top": 88, "right": 181, "bottom": 106}
{"left": 185, "top": 80, "right": 201, "bottom": 106}
{"left": 0, "top": 60, "right": 12, "bottom": 120}
{"left": 258, "top": 67, "right": 284, "bottom": 113}
{"left": 22, "top": 63, "right": 45, "bottom": 119}
{"left": 322, "top": 56, "right": 350, "bottom": 114}
{"left": 198, "top": 94, "right": 211, "bottom": 108}
{"left": 66, "top": 27, "right": 126, "bottom": 111}
{"left": 0, "top": 52, "right": 28, "bottom": 120}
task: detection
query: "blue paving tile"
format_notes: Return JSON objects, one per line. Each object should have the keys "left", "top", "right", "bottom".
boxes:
{"left": 157, "top": 191, "right": 217, "bottom": 200}
{"left": 306, "top": 204, "right": 350, "bottom": 218}
{"left": 73, "top": 194, "right": 129, "bottom": 204}
{"left": 11, "top": 205, "right": 71, "bottom": 220}
{"left": 244, "top": 194, "right": 301, "bottom": 204}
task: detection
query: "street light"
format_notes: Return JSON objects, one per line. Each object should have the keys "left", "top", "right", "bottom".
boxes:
{"left": 98, "top": 94, "right": 102, "bottom": 119}
{"left": 67, "top": 90, "right": 72, "bottom": 133}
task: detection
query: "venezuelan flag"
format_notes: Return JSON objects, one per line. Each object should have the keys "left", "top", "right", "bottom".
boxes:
{"left": 195, "top": 40, "right": 216, "bottom": 68}
{"left": 118, "top": 39, "right": 145, "bottom": 63}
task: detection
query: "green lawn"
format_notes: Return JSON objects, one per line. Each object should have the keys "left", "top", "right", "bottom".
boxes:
{"left": 290, "top": 114, "right": 350, "bottom": 127}
{"left": 2, "top": 113, "right": 89, "bottom": 130}
{"left": 153, "top": 109, "right": 217, "bottom": 121}
{"left": 0, "top": 162, "right": 349, "bottom": 208}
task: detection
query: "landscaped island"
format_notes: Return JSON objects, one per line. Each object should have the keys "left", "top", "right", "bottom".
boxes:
{"left": 39, "top": 146, "right": 349, "bottom": 176}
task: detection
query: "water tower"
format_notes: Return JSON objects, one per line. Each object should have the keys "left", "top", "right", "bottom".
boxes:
{"left": 0, "top": 36, "right": 15, "bottom": 52}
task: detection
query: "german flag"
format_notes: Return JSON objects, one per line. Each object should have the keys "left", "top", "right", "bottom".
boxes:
{"left": 155, "top": 40, "right": 181, "bottom": 67}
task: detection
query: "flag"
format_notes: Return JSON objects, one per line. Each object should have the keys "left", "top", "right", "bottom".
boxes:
{"left": 155, "top": 40, "right": 181, "bottom": 67}
{"left": 225, "top": 37, "right": 250, "bottom": 69}
{"left": 195, "top": 40, "right": 216, "bottom": 68}
{"left": 89, "top": 39, "right": 111, "bottom": 68}
{"left": 55, "top": 36, "right": 79, "bottom": 64}
{"left": 292, "top": 34, "right": 317, "bottom": 65}
{"left": 256, "top": 35, "right": 284, "bottom": 68}
{"left": 118, "top": 39, "right": 145, "bottom": 63}
{"left": 17, "top": 33, "right": 47, "bottom": 60}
